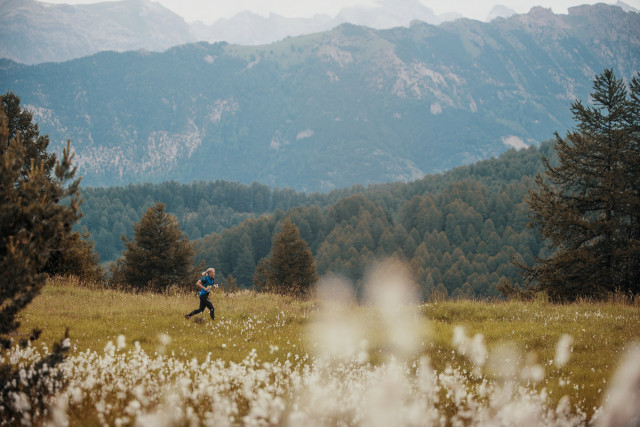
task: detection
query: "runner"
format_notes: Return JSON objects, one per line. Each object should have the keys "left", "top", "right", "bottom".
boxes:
{"left": 185, "top": 267, "right": 218, "bottom": 320}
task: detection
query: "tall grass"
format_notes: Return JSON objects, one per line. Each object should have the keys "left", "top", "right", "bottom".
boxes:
{"left": 16, "top": 276, "right": 316, "bottom": 364}
{"left": 3, "top": 270, "right": 640, "bottom": 426}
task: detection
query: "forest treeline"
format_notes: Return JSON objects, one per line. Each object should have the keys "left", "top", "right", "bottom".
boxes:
{"left": 80, "top": 180, "right": 349, "bottom": 261}
{"left": 79, "top": 140, "right": 557, "bottom": 299}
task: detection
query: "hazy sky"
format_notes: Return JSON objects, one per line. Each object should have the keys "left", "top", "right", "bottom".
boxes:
{"left": 42, "top": 0, "right": 639, "bottom": 24}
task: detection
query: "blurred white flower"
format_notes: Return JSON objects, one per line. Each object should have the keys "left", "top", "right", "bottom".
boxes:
{"left": 452, "top": 325, "right": 488, "bottom": 369}
{"left": 520, "top": 364, "right": 545, "bottom": 383}
{"left": 595, "top": 343, "right": 640, "bottom": 427}
{"left": 310, "top": 275, "right": 365, "bottom": 361}
{"left": 158, "top": 333, "right": 171, "bottom": 346}
{"left": 554, "top": 334, "right": 574, "bottom": 367}
{"left": 49, "top": 395, "right": 69, "bottom": 427}
{"left": 104, "top": 341, "right": 115, "bottom": 356}
{"left": 157, "top": 333, "right": 171, "bottom": 355}
{"left": 487, "top": 343, "right": 520, "bottom": 382}
{"left": 362, "top": 259, "right": 421, "bottom": 359}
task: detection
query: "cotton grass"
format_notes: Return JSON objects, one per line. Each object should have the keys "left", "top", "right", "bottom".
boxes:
{"left": 2, "top": 263, "right": 639, "bottom": 426}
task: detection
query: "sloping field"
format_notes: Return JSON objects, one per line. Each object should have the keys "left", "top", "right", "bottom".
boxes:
{"left": 5, "top": 275, "right": 640, "bottom": 426}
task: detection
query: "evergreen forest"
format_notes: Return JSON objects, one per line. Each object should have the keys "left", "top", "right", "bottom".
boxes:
{"left": 79, "top": 139, "right": 557, "bottom": 299}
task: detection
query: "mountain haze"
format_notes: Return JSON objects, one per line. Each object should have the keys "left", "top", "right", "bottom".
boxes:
{"left": 1, "top": 4, "right": 639, "bottom": 191}
{"left": 0, "top": 0, "right": 460, "bottom": 65}
{"left": 1, "top": 0, "right": 637, "bottom": 66}
{"left": 0, "top": 0, "right": 194, "bottom": 65}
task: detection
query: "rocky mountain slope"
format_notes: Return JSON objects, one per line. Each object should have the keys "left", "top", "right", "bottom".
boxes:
{"left": 1, "top": 4, "right": 638, "bottom": 191}
{"left": 0, "top": 0, "right": 194, "bottom": 65}
{"left": 0, "top": 0, "right": 461, "bottom": 65}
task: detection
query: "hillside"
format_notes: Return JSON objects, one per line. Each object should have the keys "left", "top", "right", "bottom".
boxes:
{"left": 2, "top": 4, "right": 639, "bottom": 191}
{"left": 78, "top": 139, "right": 557, "bottom": 298}
{"left": 193, "top": 142, "right": 554, "bottom": 298}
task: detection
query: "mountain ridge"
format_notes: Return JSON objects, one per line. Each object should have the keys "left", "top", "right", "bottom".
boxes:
{"left": 6, "top": 0, "right": 637, "bottom": 66}
{"left": 1, "top": 0, "right": 462, "bottom": 65}
{"left": 1, "top": 4, "right": 639, "bottom": 191}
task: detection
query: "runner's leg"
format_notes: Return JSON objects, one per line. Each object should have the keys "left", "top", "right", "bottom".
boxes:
{"left": 186, "top": 295, "right": 208, "bottom": 318}
{"left": 205, "top": 298, "right": 215, "bottom": 319}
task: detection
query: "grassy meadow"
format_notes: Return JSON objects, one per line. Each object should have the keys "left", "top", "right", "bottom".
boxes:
{"left": 5, "top": 274, "right": 640, "bottom": 426}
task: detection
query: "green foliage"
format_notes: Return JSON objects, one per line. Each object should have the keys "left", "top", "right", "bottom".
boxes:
{"left": 110, "top": 202, "right": 197, "bottom": 291}
{"left": 0, "top": 95, "right": 79, "bottom": 423}
{"left": 0, "top": 94, "right": 82, "bottom": 346}
{"left": 521, "top": 69, "right": 640, "bottom": 301}
{"left": 0, "top": 92, "right": 55, "bottom": 178}
{"left": 253, "top": 218, "right": 318, "bottom": 297}
{"left": 1, "top": 92, "right": 103, "bottom": 281}
{"left": 78, "top": 180, "right": 339, "bottom": 262}
{"left": 193, "top": 142, "right": 552, "bottom": 298}
{"left": 70, "top": 132, "right": 559, "bottom": 298}
{"left": 43, "top": 229, "right": 104, "bottom": 282}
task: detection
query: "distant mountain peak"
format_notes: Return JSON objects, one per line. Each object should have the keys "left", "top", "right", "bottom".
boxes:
{"left": 615, "top": 1, "right": 639, "bottom": 12}
{"left": 486, "top": 5, "right": 517, "bottom": 21}
{"left": 506, "top": 5, "right": 571, "bottom": 30}
{"left": 0, "top": 1, "right": 634, "bottom": 65}
{"left": 2, "top": 3, "right": 637, "bottom": 191}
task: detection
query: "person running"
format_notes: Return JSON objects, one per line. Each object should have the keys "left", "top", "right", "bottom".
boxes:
{"left": 185, "top": 267, "right": 218, "bottom": 320}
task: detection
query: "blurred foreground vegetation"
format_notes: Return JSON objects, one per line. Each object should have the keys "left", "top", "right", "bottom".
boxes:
{"left": 12, "top": 276, "right": 640, "bottom": 424}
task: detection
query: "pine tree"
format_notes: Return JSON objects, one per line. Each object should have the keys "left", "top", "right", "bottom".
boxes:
{"left": 253, "top": 218, "right": 318, "bottom": 297}
{"left": 44, "top": 229, "right": 104, "bottom": 281}
{"left": 111, "top": 202, "right": 197, "bottom": 290}
{"left": 232, "top": 232, "right": 255, "bottom": 287}
{"left": 1, "top": 92, "right": 55, "bottom": 178}
{"left": 520, "top": 69, "right": 640, "bottom": 300}
{"left": 0, "top": 98, "right": 81, "bottom": 346}
{"left": 1, "top": 92, "right": 102, "bottom": 281}
{"left": 0, "top": 100, "right": 78, "bottom": 422}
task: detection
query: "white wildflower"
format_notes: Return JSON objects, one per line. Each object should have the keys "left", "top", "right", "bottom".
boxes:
{"left": 595, "top": 343, "right": 640, "bottom": 427}
{"left": 49, "top": 395, "right": 69, "bottom": 427}
{"left": 452, "top": 326, "right": 488, "bottom": 369}
{"left": 12, "top": 391, "right": 31, "bottom": 412}
{"left": 157, "top": 333, "right": 171, "bottom": 355}
{"left": 520, "top": 365, "right": 545, "bottom": 383}
{"left": 124, "top": 399, "right": 141, "bottom": 416}
{"left": 362, "top": 259, "right": 421, "bottom": 359}
{"left": 61, "top": 338, "right": 71, "bottom": 350}
{"left": 117, "top": 335, "right": 126, "bottom": 350}
{"left": 554, "top": 334, "right": 573, "bottom": 367}
{"left": 104, "top": 341, "right": 115, "bottom": 356}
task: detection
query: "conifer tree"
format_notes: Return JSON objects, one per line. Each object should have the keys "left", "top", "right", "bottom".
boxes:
{"left": 111, "top": 202, "right": 196, "bottom": 290}
{"left": 520, "top": 69, "right": 640, "bottom": 300}
{"left": 44, "top": 229, "right": 104, "bottom": 281}
{"left": 253, "top": 218, "right": 318, "bottom": 297}
{"left": 1, "top": 102, "right": 78, "bottom": 425}
{"left": 1, "top": 92, "right": 102, "bottom": 281}
{"left": 0, "top": 99, "right": 81, "bottom": 347}
{"left": 1, "top": 92, "right": 55, "bottom": 178}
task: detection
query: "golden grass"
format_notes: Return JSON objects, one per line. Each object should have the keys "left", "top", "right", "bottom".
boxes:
{"left": 420, "top": 299, "right": 640, "bottom": 416}
{"left": 15, "top": 276, "right": 317, "bottom": 365}
{"left": 12, "top": 277, "right": 640, "bottom": 422}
